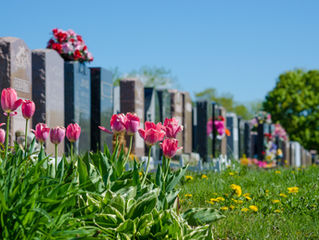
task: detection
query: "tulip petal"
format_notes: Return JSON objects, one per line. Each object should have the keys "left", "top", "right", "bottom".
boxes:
{"left": 138, "top": 128, "right": 145, "bottom": 139}
{"left": 0, "top": 123, "right": 5, "bottom": 127}
{"left": 12, "top": 99, "right": 23, "bottom": 111}
{"left": 98, "top": 126, "right": 112, "bottom": 134}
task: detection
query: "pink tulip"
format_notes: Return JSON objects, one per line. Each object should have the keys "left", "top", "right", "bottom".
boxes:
{"left": 99, "top": 113, "right": 126, "bottom": 135}
{"left": 50, "top": 127, "right": 65, "bottom": 144}
{"left": 138, "top": 122, "right": 166, "bottom": 146}
{"left": 32, "top": 123, "right": 50, "bottom": 143}
{"left": 1, "top": 88, "right": 23, "bottom": 113}
{"left": 125, "top": 113, "right": 140, "bottom": 135}
{"left": 207, "top": 119, "right": 213, "bottom": 135}
{"left": 21, "top": 100, "right": 35, "bottom": 119}
{"left": 163, "top": 118, "right": 183, "bottom": 139}
{"left": 160, "top": 138, "right": 182, "bottom": 159}
{"left": 66, "top": 123, "right": 81, "bottom": 142}
{"left": 0, "top": 129, "right": 5, "bottom": 144}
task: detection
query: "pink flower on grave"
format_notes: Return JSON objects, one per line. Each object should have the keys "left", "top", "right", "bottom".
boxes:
{"left": 138, "top": 122, "right": 166, "bottom": 146}
{"left": 125, "top": 113, "right": 140, "bottom": 136}
{"left": 163, "top": 118, "right": 183, "bottom": 139}
{"left": 0, "top": 123, "right": 5, "bottom": 144}
{"left": 62, "top": 42, "right": 73, "bottom": 54}
{"left": 32, "top": 123, "right": 50, "bottom": 144}
{"left": 50, "top": 126, "right": 65, "bottom": 145}
{"left": 1, "top": 88, "right": 23, "bottom": 115}
{"left": 160, "top": 138, "right": 182, "bottom": 159}
{"left": 21, "top": 100, "right": 35, "bottom": 119}
{"left": 66, "top": 123, "right": 81, "bottom": 143}
{"left": 99, "top": 113, "right": 127, "bottom": 135}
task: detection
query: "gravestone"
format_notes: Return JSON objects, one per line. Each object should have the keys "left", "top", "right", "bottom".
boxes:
{"left": 192, "top": 105, "right": 198, "bottom": 152}
{"left": 250, "top": 132, "right": 258, "bottom": 158}
{"left": 144, "top": 87, "right": 161, "bottom": 160}
{"left": 120, "top": 78, "right": 144, "bottom": 157}
{"left": 256, "top": 123, "right": 269, "bottom": 160}
{"left": 244, "top": 122, "right": 251, "bottom": 158}
{"left": 182, "top": 91, "right": 192, "bottom": 154}
{"left": 194, "top": 101, "right": 212, "bottom": 162}
{"left": 156, "top": 89, "right": 171, "bottom": 122}
{"left": 226, "top": 113, "right": 239, "bottom": 160}
{"left": 90, "top": 67, "right": 113, "bottom": 152}
{"left": 113, "top": 86, "right": 120, "bottom": 114}
{"left": 32, "top": 49, "right": 64, "bottom": 155}
{"left": 216, "top": 106, "right": 227, "bottom": 156}
{"left": 0, "top": 37, "right": 32, "bottom": 145}
{"left": 168, "top": 89, "right": 183, "bottom": 151}
{"left": 64, "top": 61, "right": 91, "bottom": 153}
{"left": 237, "top": 117, "right": 245, "bottom": 158}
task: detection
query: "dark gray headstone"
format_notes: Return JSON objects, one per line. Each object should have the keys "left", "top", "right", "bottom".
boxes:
{"left": 244, "top": 122, "right": 251, "bottom": 157}
{"left": 182, "top": 92, "right": 192, "bottom": 154}
{"left": 90, "top": 67, "right": 113, "bottom": 152}
{"left": 64, "top": 61, "right": 91, "bottom": 153}
{"left": 0, "top": 37, "right": 32, "bottom": 145}
{"left": 156, "top": 89, "right": 171, "bottom": 122}
{"left": 144, "top": 87, "right": 161, "bottom": 160}
{"left": 32, "top": 49, "right": 64, "bottom": 155}
{"left": 120, "top": 78, "right": 144, "bottom": 157}
{"left": 226, "top": 113, "right": 239, "bottom": 159}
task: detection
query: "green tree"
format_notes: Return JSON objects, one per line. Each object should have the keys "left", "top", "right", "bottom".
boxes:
{"left": 195, "top": 88, "right": 254, "bottom": 120}
{"left": 263, "top": 69, "right": 319, "bottom": 150}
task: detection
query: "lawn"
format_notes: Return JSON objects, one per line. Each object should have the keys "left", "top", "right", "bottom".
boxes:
{"left": 179, "top": 164, "right": 319, "bottom": 240}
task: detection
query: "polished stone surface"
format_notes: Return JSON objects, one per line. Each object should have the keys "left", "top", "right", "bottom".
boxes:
{"left": 90, "top": 67, "right": 113, "bottom": 152}
{"left": 0, "top": 37, "right": 32, "bottom": 145}
{"left": 120, "top": 78, "right": 144, "bottom": 157}
{"left": 32, "top": 49, "right": 64, "bottom": 155}
{"left": 226, "top": 112, "right": 239, "bottom": 159}
{"left": 64, "top": 61, "right": 91, "bottom": 153}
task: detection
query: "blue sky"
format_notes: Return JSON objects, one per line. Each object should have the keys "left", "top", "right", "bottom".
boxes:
{"left": 1, "top": 0, "right": 319, "bottom": 103}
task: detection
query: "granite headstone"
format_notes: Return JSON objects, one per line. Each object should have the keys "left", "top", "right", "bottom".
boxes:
{"left": 0, "top": 37, "right": 32, "bottom": 145}
{"left": 90, "top": 67, "right": 113, "bottom": 152}
{"left": 226, "top": 112, "right": 239, "bottom": 160}
{"left": 32, "top": 49, "right": 64, "bottom": 155}
{"left": 168, "top": 89, "right": 183, "bottom": 151}
{"left": 120, "top": 78, "right": 144, "bottom": 157}
{"left": 182, "top": 91, "right": 192, "bottom": 154}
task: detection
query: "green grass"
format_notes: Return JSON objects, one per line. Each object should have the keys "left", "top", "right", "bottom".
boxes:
{"left": 179, "top": 164, "right": 319, "bottom": 239}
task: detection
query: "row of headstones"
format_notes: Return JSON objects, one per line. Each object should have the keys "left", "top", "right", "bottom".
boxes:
{"left": 0, "top": 37, "right": 113, "bottom": 156}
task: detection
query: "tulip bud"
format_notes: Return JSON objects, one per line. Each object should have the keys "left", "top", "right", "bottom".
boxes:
{"left": 33, "top": 123, "right": 50, "bottom": 143}
{"left": 66, "top": 123, "right": 81, "bottom": 142}
{"left": 21, "top": 100, "right": 36, "bottom": 119}
{"left": 50, "top": 127, "right": 65, "bottom": 145}
{"left": 163, "top": 118, "right": 183, "bottom": 139}
{"left": 1, "top": 88, "right": 23, "bottom": 113}
{"left": 125, "top": 113, "right": 140, "bottom": 135}
{"left": 160, "top": 138, "right": 183, "bottom": 159}
{"left": 0, "top": 129, "right": 5, "bottom": 144}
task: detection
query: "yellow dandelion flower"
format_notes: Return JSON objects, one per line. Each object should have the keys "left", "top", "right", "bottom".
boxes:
{"left": 274, "top": 209, "right": 281, "bottom": 213}
{"left": 249, "top": 205, "right": 258, "bottom": 212}
{"left": 220, "top": 206, "right": 228, "bottom": 211}
{"left": 138, "top": 171, "right": 143, "bottom": 176}
{"left": 272, "top": 199, "right": 280, "bottom": 204}
{"left": 279, "top": 193, "right": 287, "bottom": 198}
{"left": 216, "top": 197, "right": 225, "bottom": 202}
{"left": 229, "top": 172, "right": 235, "bottom": 176}
{"left": 275, "top": 170, "right": 281, "bottom": 174}
{"left": 287, "top": 187, "right": 299, "bottom": 194}
{"left": 185, "top": 194, "right": 192, "bottom": 198}
{"left": 265, "top": 189, "right": 269, "bottom": 193}
{"left": 241, "top": 208, "right": 249, "bottom": 212}
{"left": 201, "top": 174, "right": 208, "bottom": 179}
{"left": 244, "top": 196, "right": 252, "bottom": 201}
{"left": 230, "top": 205, "right": 235, "bottom": 210}
{"left": 232, "top": 198, "right": 244, "bottom": 204}
{"left": 230, "top": 184, "right": 242, "bottom": 197}
{"left": 185, "top": 175, "right": 194, "bottom": 181}
{"left": 210, "top": 198, "right": 218, "bottom": 202}
{"left": 243, "top": 193, "right": 250, "bottom": 197}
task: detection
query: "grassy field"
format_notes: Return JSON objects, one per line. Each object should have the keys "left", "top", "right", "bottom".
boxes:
{"left": 179, "top": 164, "right": 319, "bottom": 240}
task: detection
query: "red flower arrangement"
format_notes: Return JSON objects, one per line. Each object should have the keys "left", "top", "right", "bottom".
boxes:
{"left": 47, "top": 28, "right": 93, "bottom": 62}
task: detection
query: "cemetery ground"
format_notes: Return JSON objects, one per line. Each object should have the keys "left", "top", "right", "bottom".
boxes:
{"left": 179, "top": 164, "right": 319, "bottom": 239}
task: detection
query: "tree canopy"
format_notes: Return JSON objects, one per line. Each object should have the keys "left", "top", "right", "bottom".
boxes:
{"left": 263, "top": 69, "right": 319, "bottom": 150}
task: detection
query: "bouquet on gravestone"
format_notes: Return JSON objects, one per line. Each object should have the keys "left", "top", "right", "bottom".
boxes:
{"left": 207, "top": 116, "right": 230, "bottom": 140}
{"left": 47, "top": 28, "right": 93, "bottom": 62}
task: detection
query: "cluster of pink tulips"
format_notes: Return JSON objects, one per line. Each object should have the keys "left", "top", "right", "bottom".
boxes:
{"left": 0, "top": 88, "right": 81, "bottom": 172}
{"left": 99, "top": 113, "right": 183, "bottom": 185}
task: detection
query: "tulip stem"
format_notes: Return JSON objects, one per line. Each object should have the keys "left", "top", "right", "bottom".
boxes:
{"left": 70, "top": 142, "right": 73, "bottom": 161}
{"left": 165, "top": 157, "right": 171, "bottom": 181}
{"left": 55, "top": 144, "right": 58, "bottom": 176}
{"left": 141, "top": 146, "right": 152, "bottom": 186}
{"left": 126, "top": 135, "right": 133, "bottom": 162}
{"left": 24, "top": 119, "right": 29, "bottom": 158}
{"left": 4, "top": 115, "right": 10, "bottom": 160}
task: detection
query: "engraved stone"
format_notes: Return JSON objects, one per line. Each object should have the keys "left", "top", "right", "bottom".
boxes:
{"left": 32, "top": 49, "right": 64, "bottom": 155}
{"left": 0, "top": 37, "right": 32, "bottom": 145}
{"left": 226, "top": 113, "right": 239, "bottom": 159}
{"left": 120, "top": 78, "right": 144, "bottom": 157}
{"left": 64, "top": 61, "right": 91, "bottom": 153}
{"left": 90, "top": 67, "right": 113, "bottom": 151}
